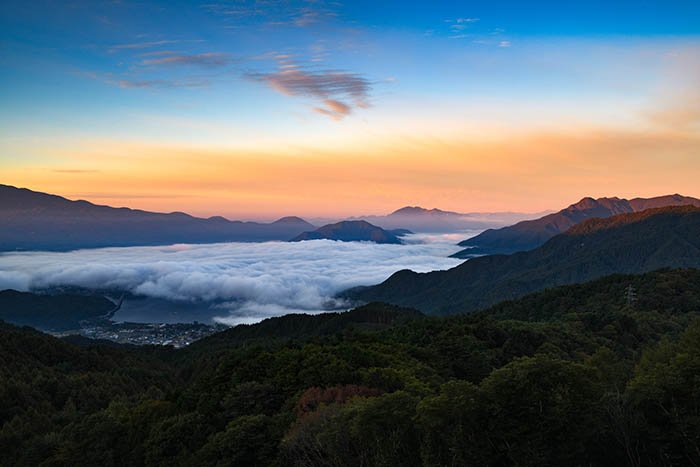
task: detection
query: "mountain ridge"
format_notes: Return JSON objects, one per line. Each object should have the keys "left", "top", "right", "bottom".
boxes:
{"left": 453, "top": 194, "right": 700, "bottom": 257}
{"left": 389, "top": 206, "right": 461, "bottom": 216}
{"left": 0, "top": 184, "right": 316, "bottom": 251}
{"left": 345, "top": 205, "right": 700, "bottom": 315}
{"left": 290, "top": 220, "right": 407, "bottom": 244}
{"left": 336, "top": 206, "right": 547, "bottom": 234}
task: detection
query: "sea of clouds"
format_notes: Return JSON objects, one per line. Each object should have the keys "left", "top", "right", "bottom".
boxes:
{"left": 0, "top": 233, "right": 471, "bottom": 325}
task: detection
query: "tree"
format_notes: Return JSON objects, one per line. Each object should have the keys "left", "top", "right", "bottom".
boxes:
{"left": 479, "top": 355, "right": 602, "bottom": 466}
{"left": 416, "top": 380, "right": 486, "bottom": 466}
{"left": 627, "top": 319, "right": 700, "bottom": 466}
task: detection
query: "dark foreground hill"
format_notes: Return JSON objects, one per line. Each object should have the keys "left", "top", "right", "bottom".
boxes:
{"left": 0, "top": 184, "right": 315, "bottom": 251}
{"left": 346, "top": 206, "right": 700, "bottom": 315}
{"left": 2, "top": 269, "right": 699, "bottom": 466}
{"left": 454, "top": 194, "right": 700, "bottom": 257}
{"left": 187, "top": 302, "right": 423, "bottom": 353}
{"left": 290, "top": 220, "right": 407, "bottom": 244}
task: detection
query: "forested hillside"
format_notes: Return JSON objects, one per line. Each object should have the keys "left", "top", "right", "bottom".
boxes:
{"left": 348, "top": 206, "right": 700, "bottom": 314}
{"left": 453, "top": 194, "right": 700, "bottom": 257}
{"left": 0, "top": 290, "right": 115, "bottom": 331}
{"left": 1, "top": 268, "right": 699, "bottom": 466}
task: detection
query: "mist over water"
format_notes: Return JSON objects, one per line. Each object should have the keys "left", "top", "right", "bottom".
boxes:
{"left": 0, "top": 233, "right": 472, "bottom": 325}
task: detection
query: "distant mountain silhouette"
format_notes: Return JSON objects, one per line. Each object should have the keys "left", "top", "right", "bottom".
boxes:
{"left": 290, "top": 220, "right": 407, "bottom": 244}
{"left": 389, "top": 206, "right": 461, "bottom": 216}
{"left": 453, "top": 194, "right": 700, "bottom": 257}
{"left": 0, "top": 184, "right": 315, "bottom": 251}
{"left": 345, "top": 206, "right": 700, "bottom": 315}
{"left": 337, "top": 206, "right": 545, "bottom": 233}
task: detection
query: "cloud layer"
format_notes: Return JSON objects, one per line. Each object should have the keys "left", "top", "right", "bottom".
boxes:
{"left": 0, "top": 235, "right": 464, "bottom": 325}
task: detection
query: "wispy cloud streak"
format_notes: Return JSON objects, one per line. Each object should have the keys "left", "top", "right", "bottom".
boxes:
{"left": 109, "top": 39, "right": 205, "bottom": 52}
{"left": 141, "top": 52, "right": 234, "bottom": 67}
{"left": 116, "top": 78, "right": 210, "bottom": 89}
{"left": 202, "top": 0, "right": 338, "bottom": 28}
{"left": 247, "top": 56, "right": 372, "bottom": 120}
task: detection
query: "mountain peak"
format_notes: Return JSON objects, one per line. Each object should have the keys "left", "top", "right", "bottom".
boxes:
{"left": 455, "top": 194, "right": 700, "bottom": 257}
{"left": 569, "top": 196, "right": 624, "bottom": 210}
{"left": 290, "top": 220, "right": 403, "bottom": 244}
{"left": 349, "top": 206, "right": 700, "bottom": 315}
{"left": 0, "top": 185, "right": 319, "bottom": 250}
{"left": 567, "top": 205, "right": 700, "bottom": 236}
{"left": 272, "top": 216, "right": 313, "bottom": 225}
{"left": 391, "top": 206, "right": 429, "bottom": 215}
{"left": 389, "top": 206, "right": 457, "bottom": 216}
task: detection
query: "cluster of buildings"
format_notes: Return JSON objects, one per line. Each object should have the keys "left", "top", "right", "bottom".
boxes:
{"left": 76, "top": 321, "right": 228, "bottom": 348}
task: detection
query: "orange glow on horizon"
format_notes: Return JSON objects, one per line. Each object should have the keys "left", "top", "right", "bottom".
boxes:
{"left": 4, "top": 124, "right": 700, "bottom": 220}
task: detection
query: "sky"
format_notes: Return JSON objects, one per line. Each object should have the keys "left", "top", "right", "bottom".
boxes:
{"left": 1, "top": 0, "right": 699, "bottom": 220}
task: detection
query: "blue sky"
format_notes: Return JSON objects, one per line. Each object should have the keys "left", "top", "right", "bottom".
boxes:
{"left": 1, "top": 1, "right": 699, "bottom": 218}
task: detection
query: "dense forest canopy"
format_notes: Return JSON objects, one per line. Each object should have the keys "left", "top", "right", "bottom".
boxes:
{"left": 2, "top": 268, "right": 699, "bottom": 466}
